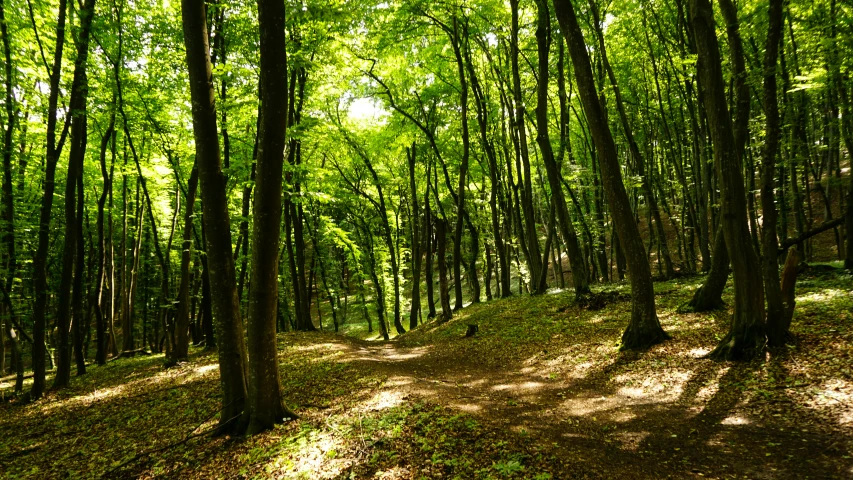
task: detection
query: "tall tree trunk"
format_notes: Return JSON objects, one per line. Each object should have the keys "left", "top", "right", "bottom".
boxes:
{"left": 591, "top": 0, "right": 675, "bottom": 280}
{"left": 450, "top": 17, "right": 470, "bottom": 311}
{"left": 245, "top": 0, "right": 296, "bottom": 433}
{"left": 171, "top": 162, "right": 198, "bottom": 362}
{"left": 72, "top": 163, "right": 86, "bottom": 376}
{"left": 436, "top": 218, "right": 452, "bottom": 322}
{"left": 841, "top": 80, "right": 853, "bottom": 270}
{"left": 407, "top": 144, "right": 422, "bottom": 329}
{"left": 30, "top": 0, "right": 68, "bottom": 401}
{"left": 762, "top": 0, "right": 787, "bottom": 346}
{"left": 554, "top": 0, "right": 668, "bottom": 350}
{"left": 464, "top": 31, "right": 510, "bottom": 298}
{"left": 424, "top": 175, "right": 437, "bottom": 318}
{"left": 93, "top": 121, "right": 114, "bottom": 365}
{"left": 0, "top": 0, "right": 20, "bottom": 384}
{"left": 198, "top": 230, "right": 215, "bottom": 349}
{"left": 511, "top": 0, "right": 543, "bottom": 289}
{"left": 53, "top": 0, "right": 96, "bottom": 390}
{"left": 691, "top": 0, "right": 766, "bottom": 360}
{"left": 181, "top": 0, "right": 248, "bottom": 434}
{"left": 535, "top": 0, "right": 590, "bottom": 296}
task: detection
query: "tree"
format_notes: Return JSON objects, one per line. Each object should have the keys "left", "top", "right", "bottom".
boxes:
{"left": 31, "top": 0, "right": 69, "bottom": 400}
{"left": 53, "top": 0, "right": 97, "bottom": 388}
{"left": 553, "top": 0, "right": 669, "bottom": 350}
{"left": 181, "top": 0, "right": 248, "bottom": 434}
{"left": 534, "top": 0, "right": 589, "bottom": 296}
{"left": 245, "top": 0, "right": 297, "bottom": 434}
{"left": 690, "top": 0, "right": 765, "bottom": 360}
{"left": 761, "top": 0, "right": 787, "bottom": 346}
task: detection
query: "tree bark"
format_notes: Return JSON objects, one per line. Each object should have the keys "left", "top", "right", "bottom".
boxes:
{"left": 553, "top": 0, "right": 668, "bottom": 350}
{"left": 535, "top": 0, "right": 590, "bottom": 296}
{"left": 30, "top": 0, "right": 68, "bottom": 401}
{"left": 72, "top": 160, "right": 86, "bottom": 376}
{"left": 0, "top": 0, "right": 19, "bottom": 383}
{"left": 464, "top": 30, "right": 511, "bottom": 298}
{"left": 245, "top": 0, "right": 296, "bottom": 433}
{"left": 181, "top": 0, "right": 248, "bottom": 434}
{"left": 761, "top": 0, "right": 786, "bottom": 346}
{"left": 511, "top": 0, "right": 543, "bottom": 290}
{"left": 436, "top": 218, "right": 452, "bottom": 322}
{"left": 691, "top": 0, "right": 766, "bottom": 360}
{"left": 171, "top": 162, "right": 198, "bottom": 362}
{"left": 53, "top": 0, "right": 96, "bottom": 390}
{"left": 407, "top": 144, "right": 422, "bottom": 329}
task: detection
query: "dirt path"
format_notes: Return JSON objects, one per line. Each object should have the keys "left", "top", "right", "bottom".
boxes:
{"left": 320, "top": 334, "right": 851, "bottom": 479}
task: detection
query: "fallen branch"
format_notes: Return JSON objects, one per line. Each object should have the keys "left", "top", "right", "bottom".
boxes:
{"left": 111, "top": 348, "right": 152, "bottom": 361}
{"left": 779, "top": 215, "right": 846, "bottom": 253}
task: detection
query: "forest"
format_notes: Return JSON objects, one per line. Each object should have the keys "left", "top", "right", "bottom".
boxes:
{"left": 0, "top": 0, "right": 851, "bottom": 476}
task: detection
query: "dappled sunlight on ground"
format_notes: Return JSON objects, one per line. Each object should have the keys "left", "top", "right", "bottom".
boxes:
{"left": 356, "top": 389, "right": 408, "bottom": 413}
{"left": 612, "top": 369, "right": 692, "bottom": 401}
{"left": 796, "top": 288, "right": 853, "bottom": 305}
{"left": 2, "top": 271, "right": 851, "bottom": 478}
{"left": 721, "top": 415, "right": 752, "bottom": 425}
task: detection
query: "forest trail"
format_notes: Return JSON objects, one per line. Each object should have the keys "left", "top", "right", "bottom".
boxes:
{"left": 2, "top": 272, "right": 852, "bottom": 479}
{"left": 304, "top": 321, "right": 851, "bottom": 479}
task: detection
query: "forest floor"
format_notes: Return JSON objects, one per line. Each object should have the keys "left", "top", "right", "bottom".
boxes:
{"left": 1, "top": 265, "right": 852, "bottom": 479}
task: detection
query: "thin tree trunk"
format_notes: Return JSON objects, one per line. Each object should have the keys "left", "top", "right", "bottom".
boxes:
{"left": 72, "top": 162, "right": 86, "bottom": 376}
{"left": 511, "top": 0, "right": 543, "bottom": 289}
{"left": 93, "top": 120, "right": 114, "bottom": 365}
{"left": 0, "top": 0, "right": 19, "bottom": 383}
{"left": 30, "top": 0, "right": 68, "bottom": 401}
{"left": 53, "top": 0, "right": 96, "bottom": 389}
{"left": 761, "top": 0, "right": 787, "bottom": 346}
{"left": 171, "top": 162, "right": 198, "bottom": 361}
{"left": 535, "top": 0, "right": 590, "bottom": 296}
{"left": 436, "top": 218, "right": 452, "bottom": 322}
{"left": 407, "top": 144, "right": 422, "bottom": 328}
{"left": 424, "top": 176, "right": 437, "bottom": 318}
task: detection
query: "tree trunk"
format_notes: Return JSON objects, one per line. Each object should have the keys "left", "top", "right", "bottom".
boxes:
{"left": 691, "top": 0, "right": 766, "bottom": 360}
{"left": 0, "top": 0, "right": 18, "bottom": 383}
{"left": 554, "top": 0, "right": 668, "bottom": 350}
{"left": 93, "top": 120, "right": 114, "bottom": 365}
{"left": 181, "top": 0, "right": 248, "bottom": 434}
{"left": 761, "top": 0, "right": 787, "bottom": 346}
{"left": 535, "top": 0, "right": 590, "bottom": 296}
{"left": 464, "top": 30, "right": 510, "bottom": 299}
{"left": 425, "top": 181, "right": 437, "bottom": 318}
{"left": 30, "top": 0, "right": 68, "bottom": 401}
{"left": 839, "top": 75, "right": 853, "bottom": 269}
{"left": 72, "top": 163, "right": 86, "bottom": 376}
{"left": 53, "top": 0, "right": 96, "bottom": 389}
{"left": 686, "top": 225, "right": 729, "bottom": 311}
{"left": 171, "top": 163, "right": 198, "bottom": 362}
{"left": 511, "top": 0, "right": 543, "bottom": 290}
{"left": 246, "top": 0, "right": 297, "bottom": 432}
{"left": 436, "top": 218, "right": 452, "bottom": 322}
{"left": 450, "top": 18, "right": 470, "bottom": 312}
{"left": 407, "top": 144, "right": 422, "bottom": 329}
